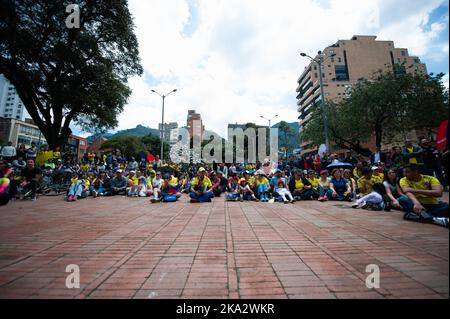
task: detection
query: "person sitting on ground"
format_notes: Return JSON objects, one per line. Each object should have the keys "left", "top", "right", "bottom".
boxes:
{"left": 211, "top": 171, "right": 227, "bottom": 197}
{"left": 19, "top": 159, "right": 42, "bottom": 201}
{"left": 126, "top": 157, "right": 139, "bottom": 172}
{"left": 343, "top": 169, "right": 357, "bottom": 200}
{"left": 109, "top": 169, "right": 128, "bottom": 196}
{"left": 372, "top": 166, "right": 384, "bottom": 181}
{"left": 289, "top": 170, "right": 314, "bottom": 200}
{"left": 67, "top": 173, "right": 89, "bottom": 201}
{"left": 318, "top": 170, "right": 331, "bottom": 202}
{"left": 189, "top": 167, "right": 214, "bottom": 203}
{"left": 255, "top": 170, "right": 270, "bottom": 202}
{"left": 225, "top": 171, "right": 241, "bottom": 201}
{"left": 328, "top": 169, "right": 352, "bottom": 201}
{"left": 351, "top": 182, "right": 387, "bottom": 210}
{"left": 0, "top": 160, "right": 12, "bottom": 205}
{"left": 11, "top": 156, "right": 26, "bottom": 172}
{"left": 178, "top": 173, "right": 191, "bottom": 194}
{"left": 90, "top": 171, "right": 109, "bottom": 197}
{"left": 150, "top": 172, "right": 163, "bottom": 203}
{"left": 357, "top": 166, "right": 382, "bottom": 197}
{"left": 271, "top": 169, "right": 294, "bottom": 204}
{"left": 153, "top": 174, "right": 181, "bottom": 203}
{"left": 306, "top": 170, "right": 321, "bottom": 199}
{"left": 136, "top": 171, "right": 147, "bottom": 197}
{"left": 126, "top": 170, "right": 139, "bottom": 197}
{"left": 383, "top": 168, "right": 404, "bottom": 210}
{"left": 236, "top": 178, "right": 258, "bottom": 201}
{"left": 398, "top": 164, "right": 449, "bottom": 227}
{"left": 44, "top": 158, "right": 56, "bottom": 170}
{"left": 353, "top": 162, "right": 363, "bottom": 180}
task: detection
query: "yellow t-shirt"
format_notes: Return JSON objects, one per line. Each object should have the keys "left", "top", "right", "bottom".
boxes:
{"left": 399, "top": 175, "right": 441, "bottom": 205}
{"left": 255, "top": 177, "right": 269, "bottom": 186}
{"left": 129, "top": 175, "right": 139, "bottom": 185}
{"left": 357, "top": 175, "right": 382, "bottom": 195}
{"left": 406, "top": 147, "right": 418, "bottom": 164}
{"left": 294, "top": 179, "right": 304, "bottom": 190}
{"left": 168, "top": 176, "right": 178, "bottom": 187}
{"left": 373, "top": 173, "right": 384, "bottom": 181}
{"left": 353, "top": 168, "right": 361, "bottom": 179}
{"left": 307, "top": 177, "right": 320, "bottom": 189}
{"left": 191, "top": 176, "right": 212, "bottom": 189}
{"left": 52, "top": 151, "right": 61, "bottom": 160}
{"left": 80, "top": 163, "right": 89, "bottom": 172}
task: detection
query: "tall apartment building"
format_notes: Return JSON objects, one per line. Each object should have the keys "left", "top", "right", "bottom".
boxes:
{"left": 0, "top": 74, "right": 25, "bottom": 120}
{"left": 296, "top": 35, "right": 427, "bottom": 154}
{"left": 186, "top": 110, "right": 205, "bottom": 141}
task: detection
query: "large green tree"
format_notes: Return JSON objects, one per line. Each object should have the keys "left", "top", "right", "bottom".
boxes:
{"left": 0, "top": 0, "right": 143, "bottom": 149}
{"left": 301, "top": 68, "right": 449, "bottom": 156}
{"left": 101, "top": 135, "right": 169, "bottom": 159}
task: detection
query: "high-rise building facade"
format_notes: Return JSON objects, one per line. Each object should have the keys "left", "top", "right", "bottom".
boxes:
{"left": 187, "top": 110, "right": 205, "bottom": 141}
{"left": 296, "top": 35, "right": 427, "bottom": 154}
{"left": 0, "top": 74, "right": 25, "bottom": 120}
{"left": 158, "top": 122, "right": 178, "bottom": 144}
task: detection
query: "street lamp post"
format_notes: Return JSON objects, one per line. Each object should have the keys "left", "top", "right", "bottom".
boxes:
{"left": 151, "top": 89, "right": 177, "bottom": 163}
{"left": 260, "top": 114, "right": 278, "bottom": 128}
{"left": 300, "top": 51, "right": 335, "bottom": 153}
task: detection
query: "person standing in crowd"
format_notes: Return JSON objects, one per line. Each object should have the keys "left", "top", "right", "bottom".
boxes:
{"left": 402, "top": 138, "right": 423, "bottom": 168}
{"left": 391, "top": 146, "right": 404, "bottom": 172}
{"left": 26, "top": 142, "right": 38, "bottom": 161}
{"left": 371, "top": 146, "right": 387, "bottom": 166}
{"left": 420, "top": 138, "right": 445, "bottom": 186}
{"left": 1, "top": 141, "right": 16, "bottom": 162}
{"left": 16, "top": 144, "right": 27, "bottom": 160}
{"left": 398, "top": 164, "right": 449, "bottom": 227}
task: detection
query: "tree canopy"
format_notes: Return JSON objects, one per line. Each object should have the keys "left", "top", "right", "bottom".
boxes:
{"left": 0, "top": 0, "right": 143, "bottom": 149}
{"left": 101, "top": 134, "right": 169, "bottom": 160}
{"left": 301, "top": 68, "right": 449, "bottom": 156}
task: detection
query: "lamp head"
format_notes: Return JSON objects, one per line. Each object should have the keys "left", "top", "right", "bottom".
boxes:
{"left": 300, "top": 53, "right": 306, "bottom": 57}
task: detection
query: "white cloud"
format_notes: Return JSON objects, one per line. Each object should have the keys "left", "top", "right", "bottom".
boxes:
{"left": 116, "top": 0, "right": 449, "bottom": 137}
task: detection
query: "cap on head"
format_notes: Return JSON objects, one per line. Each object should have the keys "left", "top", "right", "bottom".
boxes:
{"left": 198, "top": 167, "right": 206, "bottom": 173}
{"left": 116, "top": 169, "right": 123, "bottom": 174}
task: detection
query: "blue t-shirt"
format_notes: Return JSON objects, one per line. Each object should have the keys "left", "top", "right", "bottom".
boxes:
{"left": 331, "top": 178, "right": 348, "bottom": 195}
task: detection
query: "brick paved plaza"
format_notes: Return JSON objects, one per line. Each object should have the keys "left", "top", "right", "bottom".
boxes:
{"left": 0, "top": 195, "right": 448, "bottom": 299}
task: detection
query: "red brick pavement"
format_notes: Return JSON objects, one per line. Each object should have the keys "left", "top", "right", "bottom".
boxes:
{"left": 0, "top": 194, "right": 448, "bottom": 299}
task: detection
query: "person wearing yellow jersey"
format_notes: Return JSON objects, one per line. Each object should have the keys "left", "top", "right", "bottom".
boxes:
{"left": 252, "top": 170, "right": 269, "bottom": 201}
{"left": 398, "top": 164, "right": 448, "bottom": 227}
{"left": 372, "top": 166, "right": 384, "bottom": 181}
{"left": 343, "top": 169, "right": 357, "bottom": 200}
{"left": 80, "top": 162, "right": 90, "bottom": 172}
{"left": 402, "top": 139, "right": 423, "bottom": 166}
{"left": 52, "top": 147, "right": 61, "bottom": 161}
{"left": 189, "top": 167, "right": 214, "bottom": 203}
{"left": 289, "top": 170, "right": 313, "bottom": 200}
{"left": 357, "top": 167, "right": 382, "bottom": 196}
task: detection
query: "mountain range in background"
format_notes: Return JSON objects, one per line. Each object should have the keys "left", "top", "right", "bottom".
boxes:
{"left": 86, "top": 122, "right": 300, "bottom": 149}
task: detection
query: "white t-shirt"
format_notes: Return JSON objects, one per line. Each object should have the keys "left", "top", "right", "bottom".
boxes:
{"left": 152, "top": 178, "right": 162, "bottom": 189}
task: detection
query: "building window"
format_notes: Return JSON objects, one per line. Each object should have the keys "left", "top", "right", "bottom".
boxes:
{"left": 330, "top": 57, "right": 334, "bottom": 63}
{"left": 401, "top": 51, "right": 406, "bottom": 56}
{"left": 338, "top": 57, "right": 342, "bottom": 63}
{"left": 314, "top": 73, "right": 318, "bottom": 78}
{"left": 335, "top": 65, "right": 349, "bottom": 81}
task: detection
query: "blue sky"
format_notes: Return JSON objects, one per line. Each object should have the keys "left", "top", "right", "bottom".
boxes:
{"left": 71, "top": 0, "right": 449, "bottom": 138}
